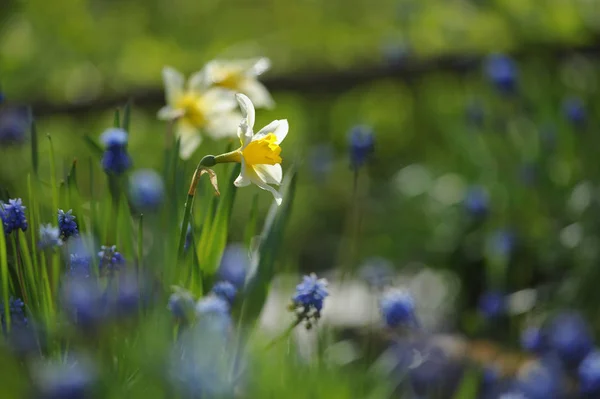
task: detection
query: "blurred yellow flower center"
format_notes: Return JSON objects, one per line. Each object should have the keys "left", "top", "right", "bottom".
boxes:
{"left": 216, "top": 68, "right": 244, "bottom": 90}
{"left": 242, "top": 133, "right": 282, "bottom": 166}
{"left": 175, "top": 93, "right": 206, "bottom": 127}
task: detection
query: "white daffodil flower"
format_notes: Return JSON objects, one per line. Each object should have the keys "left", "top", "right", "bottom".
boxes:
{"left": 213, "top": 93, "right": 287, "bottom": 205}
{"left": 157, "top": 66, "right": 241, "bottom": 160}
{"left": 202, "top": 58, "right": 274, "bottom": 109}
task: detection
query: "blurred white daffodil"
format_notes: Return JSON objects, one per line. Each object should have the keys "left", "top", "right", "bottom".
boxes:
{"left": 202, "top": 58, "right": 274, "bottom": 109}
{"left": 211, "top": 94, "right": 287, "bottom": 205}
{"left": 158, "top": 67, "right": 240, "bottom": 160}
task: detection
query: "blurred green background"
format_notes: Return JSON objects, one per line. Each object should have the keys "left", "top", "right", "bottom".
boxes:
{"left": 2, "top": 0, "right": 600, "bottom": 322}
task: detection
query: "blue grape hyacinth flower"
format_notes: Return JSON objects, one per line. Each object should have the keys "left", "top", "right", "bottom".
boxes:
{"left": 217, "top": 243, "right": 249, "bottom": 289}
{"left": 195, "top": 296, "right": 231, "bottom": 334}
{"left": 562, "top": 97, "right": 586, "bottom": 127}
{"left": 485, "top": 53, "right": 518, "bottom": 94}
{"left": 290, "top": 273, "right": 329, "bottom": 329}
{"left": 61, "top": 278, "right": 107, "bottom": 329}
{"left": 548, "top": 311, "right": 593, "bottom": 368}
{"left": 38, "top": 224, "right": 62, "bottom": 249}
{"left": 98, "top": 245, "right": 125, "bottom": 274}
{"left": 380, "top": 289, "right": 417, "bottom": 328}
{"left": 464, "top": 186, "right": 489, "bottom": 218}
{"left": 1, "top": 198, "right": 27, "bottom": 234}
{"left": 348, "top": 125, "right": 375, "bottom": 170}
{"left": 168, "top": 287, "right": 196, "bottom": 321}
{"left": 211, "top": 281, "right": 237, "bottom": 305}
{"left": 129, "top": 169, "right": 165, "bottom": 212}
{"left": 478, "top": 291, "right": 505, "bottom": 319}
{"left": 0, "top": 297, "right": 28, "bottom": 334}
{"left": 521, "top": 326, "right": 547, "bottom": 354}
{"left": 579, "top": 349, "right": 600, "bottom": 395}
{"left": 32, "top": 355, "right": 96, "bottom": 399}
{"left": 0, "top": 106, "right": 29, "bottom": 146}
{"left": 515, "top": 359, "right": 566, "bottom": 399}
{"left": 100, "top": 128, "right": 131, "bottom": 175}
{"left": 57, "top": 209, "right": 78, "bottom": 239}
{"left": 69, "top": 254, "right": 92, "bottom": 279}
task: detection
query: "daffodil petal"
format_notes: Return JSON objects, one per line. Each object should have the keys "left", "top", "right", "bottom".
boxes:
{"left": 188, "top": 69, "right": 210, "bottom": 93}
{"left": 250, "top": 57, "right": 271, "bottom": 76}
{"left": 240, "top": 80, "right": 274, "bottom": 109}
{"left": 176, "top": 121, "right": 202, "bottom": 160}
{"left": 253, "top": 164, "right": 282, "bottom": 185}
{"left": 235, "top": 93, "right": 255, "bottom": 132}
{"left": 247, "top": 166, "right": 283, "bottom": 205}
{"left": 205, "top": 112, "right": 242, "bottom": 140}
{"left": 162, "top": 67, "right": 185, "bottom": 105}
{"left": 254, "top": 119, "right": 288, "bottom": 144}
{"left": 234, "top": 159, "right": 252, "bottom": 187}
{"left": 157, "top": 106, "right": 185, "bottom": 121}
{"left": 203, "top": 88, "right": 238, "bottom": 114}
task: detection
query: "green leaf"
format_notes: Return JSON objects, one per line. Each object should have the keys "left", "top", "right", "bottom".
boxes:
{"left": 113, "top": 108, "right": 121, "bottom": 128}
{"left": 122, "top": 100, "right": 132, "bottom": 133}
{"left": 0, "top": 211, "right": 10, "bottom": 331}
{"left": 201, "top": 163, "right": 240, "bottom": 277}
{"left": 83, "top": 135, "right": 104, "bottom": 158}
{"left": 243, "top": 194, "right": 259, "bottom": 248}
{"left": 30, "top": 112, "right": 38, "bottom": 177}
{"left": 241, "top": 165, "right": 298, "bottom": 324}
{"left": 451, "top": 368, "right": 481, "bottom": 399}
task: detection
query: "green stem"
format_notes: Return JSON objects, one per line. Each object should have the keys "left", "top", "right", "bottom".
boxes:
{"left": 264, "top": 318, "right": 302, "bottom": 351}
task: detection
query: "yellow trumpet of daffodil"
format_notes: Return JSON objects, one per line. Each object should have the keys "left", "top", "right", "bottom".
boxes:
{"left": 202, "top": 93, "right": 287, "bottom": 205}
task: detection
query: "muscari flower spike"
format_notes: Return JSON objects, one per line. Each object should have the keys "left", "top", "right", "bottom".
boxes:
{"left": 579, "top": 349, "right": 600, "bottom": 395}
{"left": 168, "top": 286, "right": 196, "bottom": 321}
{"left": 129, "top": 169, "right": 165, "bottom": 212}
{"left": 521, "top": 326, "right": 547, "bottom": 354}
{"left": 69, "top": 254, "right": 92, "bottom": 279}
{"left": 380, "top": 288, "right": 417, "bottom": 328}
{"left": 202, "top": 57, "right": 274, "bottom": 108}
{"left": 38, "top": 224, "right": 62, "bottom": 249}
{"left": 100, "top": 128, "right": 132, "bottom": 175}
{"left": 478, "top": 291, "right": 506, "bottom": 319}
{"left": 0, "top": 297, "right": 28, "bottom": 334}
{"left": 0, "top": 106, "right": 29, "bottom": 146}
{"left": 562, "top": 97, "right": 586, "bottom": 127}
{"left": 289, "top": 273, "right": 329, "bottom": 329}
{"left": 195, "top": 296, "right": 232, "bottom": 334}
{"left": 548, "top": 311, "right": 593, "bottom": 368}
{"left": 57, "top": 209, "right": 78, "bottom": 239}
{"left": 348, "top": 125, "right": 375, "bottom": 171}
{"left": 464, "top": 186, "right": 489, "bottom": 218}
{"left": 158, "top": 66, "right": 241, "bottom": 160}
{"left": 32, "top": 354, "right": 96, "bottom": 399}
{"left": 98, "top": 245, "right": 125, "bottom": 274}
{"left": 201, "top": 93, "right": 288, "bottom": 205}
{"left": 217, "top": 243, "right": 249, "bottom": 289}
{"left": 485, "top": 53, "right": 518, "bottom": 94}
{"left": 1, "top": 198, "right": 27, "bottom": 234}
{"left": 211, "top": 281, "right": 237, "bottom": 305}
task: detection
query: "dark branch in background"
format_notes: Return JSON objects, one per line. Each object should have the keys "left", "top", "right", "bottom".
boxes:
{"left": 28, "top": 38, "right": 600, "bottom": 117}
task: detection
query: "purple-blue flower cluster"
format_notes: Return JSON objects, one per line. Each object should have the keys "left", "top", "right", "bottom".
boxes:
{"left": 290, "top": 273, "right": 329, "bottom": 329}
{"left": 100, "top": 128, "right": 131, "bottom": 175}
{"left": 348, "top": 125, "right": 374, "bottom": 170}
{"left": 58, "top": 209, "right": 78, "bottom": 239}
{"left": 380, "top": 289, "right": 417, "bottom": 328}
{"left": 98, "top": 245, "right": 125, "bottom": 274}
{"left": 1, "top": 198, "right": 27, "bottom": 234}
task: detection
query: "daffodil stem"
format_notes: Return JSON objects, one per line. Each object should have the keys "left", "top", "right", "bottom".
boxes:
{"left": 177, "top": 162, "right": 219, "bottom": 259}
{"left": 213, "top": 150, "right": 240, "bottom": 165}
{"left": 264, "top": 318, "right": 302, "bottom": 351}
